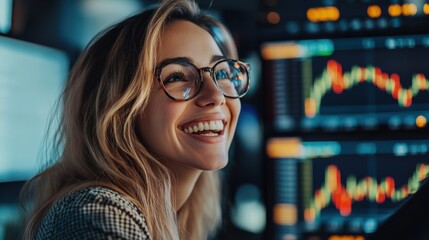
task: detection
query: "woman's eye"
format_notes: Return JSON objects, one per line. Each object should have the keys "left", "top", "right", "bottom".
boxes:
{"left": 163, "top": 72, "right": 188, "bottom": 85}
{"left": 215, "top": 69, "right": 230, "bottom": 80}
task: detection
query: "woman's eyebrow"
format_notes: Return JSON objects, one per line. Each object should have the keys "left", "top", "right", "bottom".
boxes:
{"left": 157, "top": 57, "right": 193, "bottom": 67}
{"left": 157, "top": 55, "right": 226, "bottom": 68}
{"left": 210, "top": 55, "right": 226, "bottom": 64}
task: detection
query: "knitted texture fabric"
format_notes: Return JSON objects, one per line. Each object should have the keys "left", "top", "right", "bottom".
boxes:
{"left": 35, "top": 186, "right": 151, "bottom": 239}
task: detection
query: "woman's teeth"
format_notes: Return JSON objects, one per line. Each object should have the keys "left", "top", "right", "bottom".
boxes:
{"left": 183, "top": 120, "right": 224, "bottom": 134}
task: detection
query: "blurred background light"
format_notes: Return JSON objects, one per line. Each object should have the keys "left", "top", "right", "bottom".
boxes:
{"left": 0, "top": 36, "right": 69, "bottom": 182}
{"left": 59, "top": 0, "right": 143, "bottom": 49}
{"left": 236, "top": 104, "right": 262, "bottom": 153}
{"left": 231, "top": 183, "right": 266, "bottom": 233}
{"left": 0, "top": 0, "right": 13, "bottom": 33}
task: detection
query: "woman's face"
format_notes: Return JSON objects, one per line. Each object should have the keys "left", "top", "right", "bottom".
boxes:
{"left": 138, "top": 20, "right": 241, "bottom": 171}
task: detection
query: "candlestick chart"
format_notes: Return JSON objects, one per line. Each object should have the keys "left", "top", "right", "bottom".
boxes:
{"left": 305, "top": 60, "right": 429, "bottom": 118}
{"left": 304, "top": 163, "right": 429, "bottom": 222}
{"left": 263, "top": 34, "right": 429, "bottom": 131}
{"left": 263, "top": 34, "right": 429, "bottom": 240}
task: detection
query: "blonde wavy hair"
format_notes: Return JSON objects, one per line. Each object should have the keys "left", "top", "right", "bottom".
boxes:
{"left": 20, "top": 0, "right": 238, "bottom": 239}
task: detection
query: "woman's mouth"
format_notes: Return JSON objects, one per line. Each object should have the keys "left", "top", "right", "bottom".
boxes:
{"left": 181, "top": 120, "right": 225, "bottom": 136}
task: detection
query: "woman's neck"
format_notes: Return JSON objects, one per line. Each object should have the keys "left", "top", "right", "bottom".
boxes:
{"left": 170, "top": 166, "right": 203, "bottom": 212}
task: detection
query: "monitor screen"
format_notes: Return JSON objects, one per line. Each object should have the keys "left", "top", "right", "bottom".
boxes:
{"left": 262, "top": 33, "right": 429, "bottom": 240}
{"left": 262, "top": 34, "right": 429, "bottom": 132}
{"left": 0, "top": 36, "right": 69, "bottom": 182}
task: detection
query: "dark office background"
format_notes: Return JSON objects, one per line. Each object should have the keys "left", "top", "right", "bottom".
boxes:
{"left": 2, "top": 0, "right": 429, "bottom": 240}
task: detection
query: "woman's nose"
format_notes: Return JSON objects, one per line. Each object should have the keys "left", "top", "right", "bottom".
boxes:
{"left": 194, "top": 72, "right": 226, "bottom": 107}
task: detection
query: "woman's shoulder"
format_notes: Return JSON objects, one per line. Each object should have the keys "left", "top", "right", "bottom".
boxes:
{"left": 35, "top": 186, "right": 151, "bottom": 239}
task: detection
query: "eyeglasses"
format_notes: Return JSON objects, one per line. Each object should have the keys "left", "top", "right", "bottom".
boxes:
{"left": 155, "top": 58, "right": 250, "bottom": 101}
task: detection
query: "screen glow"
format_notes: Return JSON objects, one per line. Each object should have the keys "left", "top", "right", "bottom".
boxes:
{"left": 0, "top": 0, "right": 13, "bottom": 33}
{"left": 0, "top": 36, "right": 69, "bottom": 182}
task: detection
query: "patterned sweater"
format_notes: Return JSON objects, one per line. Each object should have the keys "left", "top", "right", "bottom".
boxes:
{"left": 35, "top": 186, "right": 152, "bottom": 239}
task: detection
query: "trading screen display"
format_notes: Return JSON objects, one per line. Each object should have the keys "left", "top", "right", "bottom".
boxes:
{"left": 259, "top": 0, "right": 429, "bottom": 37}
{"left": 262, "top": 34, "right": 429, "bottom": 240}
{"left": 266, "top": 137, "right": 429, "bottom": 240}
{"left": 262, "top": 34, "right": 429, "bottom": 132}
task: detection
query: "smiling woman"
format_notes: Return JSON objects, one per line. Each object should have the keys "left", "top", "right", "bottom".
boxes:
{"left": 139, "top": 20, "right": 245, "bottom": 172}
{"left": 19, "top": 0, "right": 249, "bottom": 240}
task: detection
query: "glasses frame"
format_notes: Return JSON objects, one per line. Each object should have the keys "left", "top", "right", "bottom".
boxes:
{"left": 155, "top": 58, "right": 250, "bottom": 101}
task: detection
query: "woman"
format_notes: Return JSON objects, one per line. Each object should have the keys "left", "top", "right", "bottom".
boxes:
{"left": 20, "top": 0, "right": 250, "bottom": 239}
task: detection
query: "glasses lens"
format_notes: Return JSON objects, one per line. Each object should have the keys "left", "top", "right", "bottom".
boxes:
{"left": 214, "top": 60, "right": 249, "bottom": 98}
{"left": 159, "top": 63, "right": 200, "bottom": 100}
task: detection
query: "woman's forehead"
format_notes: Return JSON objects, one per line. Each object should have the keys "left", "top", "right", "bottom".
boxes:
{"left": 156, "top": 20, "right": 223, "bottom": 66}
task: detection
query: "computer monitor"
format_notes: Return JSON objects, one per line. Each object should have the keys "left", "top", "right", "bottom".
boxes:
{"left": 0, "top": 36, "right": 69, "bottom": 182}
{"left": 262, "top": 33, "right": 429, "bottom": 240}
